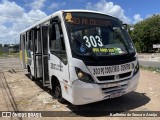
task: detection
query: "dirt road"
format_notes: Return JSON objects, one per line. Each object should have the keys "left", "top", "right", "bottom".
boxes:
{"left": 0, "top": 58, "right": 160, "bottom": 120}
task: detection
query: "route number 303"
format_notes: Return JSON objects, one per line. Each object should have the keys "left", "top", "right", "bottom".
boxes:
{"left": 83, "top": 35, "right": 103, "bottom": 48}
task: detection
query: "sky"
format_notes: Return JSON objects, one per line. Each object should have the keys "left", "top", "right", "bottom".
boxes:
{"left": 0, "top": 0, "right": 159, "bottom": 44}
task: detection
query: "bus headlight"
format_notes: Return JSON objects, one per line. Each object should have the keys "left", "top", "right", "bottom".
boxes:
{"left": 77, "top": 71, "right": 84, "bottom": 78}
{"left": 75, "top": 67, "right": 95, "bottom": 83}
{"left": 133, "top": 62, "right": 139, "bottom": 76}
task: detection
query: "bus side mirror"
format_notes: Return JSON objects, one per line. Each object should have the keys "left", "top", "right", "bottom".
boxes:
{"left": 50, "top": 19, "right": 61, "bottom": 24}
{"left": 123, "top": 24, "right": 128, "bottom": 30}
{"left": 123, "top": 24, "right": 129, "bottom": 32}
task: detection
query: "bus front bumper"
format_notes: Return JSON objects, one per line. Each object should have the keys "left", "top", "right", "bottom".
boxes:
{"left": 71, "top": 72, "right": 140, "bottom": 105}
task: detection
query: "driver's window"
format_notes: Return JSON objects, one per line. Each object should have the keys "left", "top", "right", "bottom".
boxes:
{"left": 49, "top": 18, "right": 67, "bottom": 64}
{"left": 49, "top": 25, "right": 59, "bottom": 51}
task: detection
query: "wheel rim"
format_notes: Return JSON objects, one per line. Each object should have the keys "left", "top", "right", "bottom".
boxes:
{"left": 29, "top": 72, "right": 33, "bottom": 79}
{"left": 55, "top": 86, "right": 61, "bottom": 99}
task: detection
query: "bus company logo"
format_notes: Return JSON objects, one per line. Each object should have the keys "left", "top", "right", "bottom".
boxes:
{"left": 115, "top": 74, "right": 119, "bottom": 80}
{"left": 65, "top": 13, "right": 73, "bottom": 22}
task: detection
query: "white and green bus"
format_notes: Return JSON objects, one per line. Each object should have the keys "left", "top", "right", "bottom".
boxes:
{"left": 20, "top": 10, "right": 140, "bottom": 105}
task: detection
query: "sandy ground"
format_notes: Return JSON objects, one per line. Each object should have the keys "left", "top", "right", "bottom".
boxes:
{"left": 0, "top": 57, "right": 160, "bottom": 120}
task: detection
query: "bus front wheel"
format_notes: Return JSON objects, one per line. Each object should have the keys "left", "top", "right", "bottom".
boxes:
{"left": 29, "top": 71, "right": 35, "bottom": 81}
{"left": 55, "top": 82, "right": 65, "bottom": 103}
{"left": 28, "top": 66, "right": 35, "bottom": 81}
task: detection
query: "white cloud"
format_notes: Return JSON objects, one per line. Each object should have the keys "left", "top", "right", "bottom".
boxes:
{"left": 0, "top": 25, "right": 8, "bottom": 38}
{"left": 30, "top": 0, "right": 46, "bottom": 10}
{"left": 86, "top": 0, "right": 131, "bottom": 23}
{"left": 146, "top": 14, "right": 152, "bottom": 19}
{"left": 25, "top": 9, "right": 47, "bottom": 21}
{"left": 48, "top": 3, "right": 58, "bottom": 9}
{"left": 48, "top": 2, "right": 66, "bottom": 10}
{"left": 0, "top": 0, "right": 24, "bottom": 23}
{"left": 0, "top": 0, "right": 47, "bottom": 44}
{"left": 133, "top": 14, "right": 143, "bottom": 23}
{"left": 0, "top": 0, "right": 24, "bottom": 16}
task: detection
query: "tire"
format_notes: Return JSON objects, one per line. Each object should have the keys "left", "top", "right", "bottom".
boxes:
{"left": 29, "top": 70, "right": 35, "bottom": 81}
{"left": 55, "top": 82, "right": 65, "bottom": 103}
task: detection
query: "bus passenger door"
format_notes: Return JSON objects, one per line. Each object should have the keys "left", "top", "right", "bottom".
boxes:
{"left": 49, "top": 21, "right": 70, "bottom": 91}
{"left": 41, "top": 26, "right": 50, "bottom": 86}
{"left": 32, "top": 29, "right": 39, "bottom": 79}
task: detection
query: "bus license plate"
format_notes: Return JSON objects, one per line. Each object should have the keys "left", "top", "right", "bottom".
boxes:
{"left": 110, "top": 93, "right": 122, "bottom": 98}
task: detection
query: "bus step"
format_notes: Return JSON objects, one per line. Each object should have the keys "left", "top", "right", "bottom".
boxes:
{"left": 43, "top": 80, "right": 50, "bottom": 86}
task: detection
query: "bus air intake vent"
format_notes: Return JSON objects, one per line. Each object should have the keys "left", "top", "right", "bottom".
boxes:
{"left": 119, "top": 72, "right": 132, "bottom": 79}
{"left": 97, "top": 75, "right": 114, "bottom": 81}
{"left": 97, "top": 72, "right": 132, "bottom": 81}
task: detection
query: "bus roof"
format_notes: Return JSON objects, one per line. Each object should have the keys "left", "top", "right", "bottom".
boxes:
{"left": 20, "top": 9, "right": 117, "bottom": 34}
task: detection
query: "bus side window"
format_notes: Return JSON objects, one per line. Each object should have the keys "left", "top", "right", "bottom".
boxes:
{"left": 58, "top": 25, "right": 65, "bottom": 51}
{"left": 49, "top": 25, "right": 59, "bottom": 51}
{"left": 33, "top": 29, "right": 37, "bottom": 53}
{"left": 57, "top": 23, "right": 67, "bottom": 64}
{"left": 26, "top": 31, "right": 29, "bottom": 51}
{"left": 27, "top": 31, "right": 33, "bottom": 52}
{"left": 49, "top": 23, "right": 67, "bottom": 64}
{"left": 37, "top": 28, "right": 41, "bottom": 53}
{"left": 20, "top": 35, "right": 22, "bottom": 51}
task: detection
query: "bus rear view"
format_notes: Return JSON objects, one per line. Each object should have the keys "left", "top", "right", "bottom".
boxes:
{"left": 63, "top": 11, "right": 140, "bottom": 105}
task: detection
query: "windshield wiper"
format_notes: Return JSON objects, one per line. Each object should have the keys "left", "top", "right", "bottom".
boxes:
{"left": 115, "top": 33, "right": 130, "bottom": 54}
{"left": 108, "top": 26, "right": 129, "bottom": 54}
{"left": 73, "top": 35, "right": 97, "bottom": 61}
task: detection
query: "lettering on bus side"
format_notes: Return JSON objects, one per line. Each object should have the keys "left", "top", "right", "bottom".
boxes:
{"left": 51, "top": 63, "right": 63, "bottom": 72}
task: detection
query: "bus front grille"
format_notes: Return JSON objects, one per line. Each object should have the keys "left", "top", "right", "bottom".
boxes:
{"left": 97, "top": 72, "right": 132, "bottom": 81}
{"left": 119, "top": 72, "right": 132, "bottom": 79}
{"left": 102, "top": 84, "right": 127, "bottom": 94}
{"left": 97, "top": 75, "right": 114, "bottom": 81}
{"left": 99, "top": 80, "right": 128, "bottom": 95}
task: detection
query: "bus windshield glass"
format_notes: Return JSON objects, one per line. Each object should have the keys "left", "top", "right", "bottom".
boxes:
{"left": 64, "top": 12, "right": 135, "bottom": 56}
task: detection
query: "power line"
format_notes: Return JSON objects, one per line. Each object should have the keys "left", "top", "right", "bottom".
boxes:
{"left": 0, "top": 15, "right": 40, "bottom": 21}
{"left": 0, "top": 34, "right": 19, "bottom": 39}
{"left": 8, "top": 0, "right": 45, "bottom": 8}
{"left": 0, "top": 0, "right": 58, "bottom": 22}
{"left": 8, "top": 0, "right": 55, "bottom": 10}
{"left": 0, "top": 0, "right": 55, "bottom": 22}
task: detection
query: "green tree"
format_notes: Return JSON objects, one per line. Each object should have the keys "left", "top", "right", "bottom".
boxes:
{"left": 4, "top": 44, "right": 9, "bottom": 47}
{"left": 131, "top": 14, "right": 160, "bottom": 53}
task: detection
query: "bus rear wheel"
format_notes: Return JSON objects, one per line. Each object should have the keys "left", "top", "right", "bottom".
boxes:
{"left": 28, "top": 67, "right": 35, "bottom": 81}
{"left": 55, "top": 82, "right": 65, "bottom": 103}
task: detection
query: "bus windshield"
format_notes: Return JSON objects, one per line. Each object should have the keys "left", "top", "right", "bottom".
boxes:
{"left": 64, "top": 12, "right": 135, "bottom": 57}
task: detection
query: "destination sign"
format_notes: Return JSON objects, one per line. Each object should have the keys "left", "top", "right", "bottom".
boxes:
{"left": 65, "top": 12, "right": 112, "bottom": 27}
